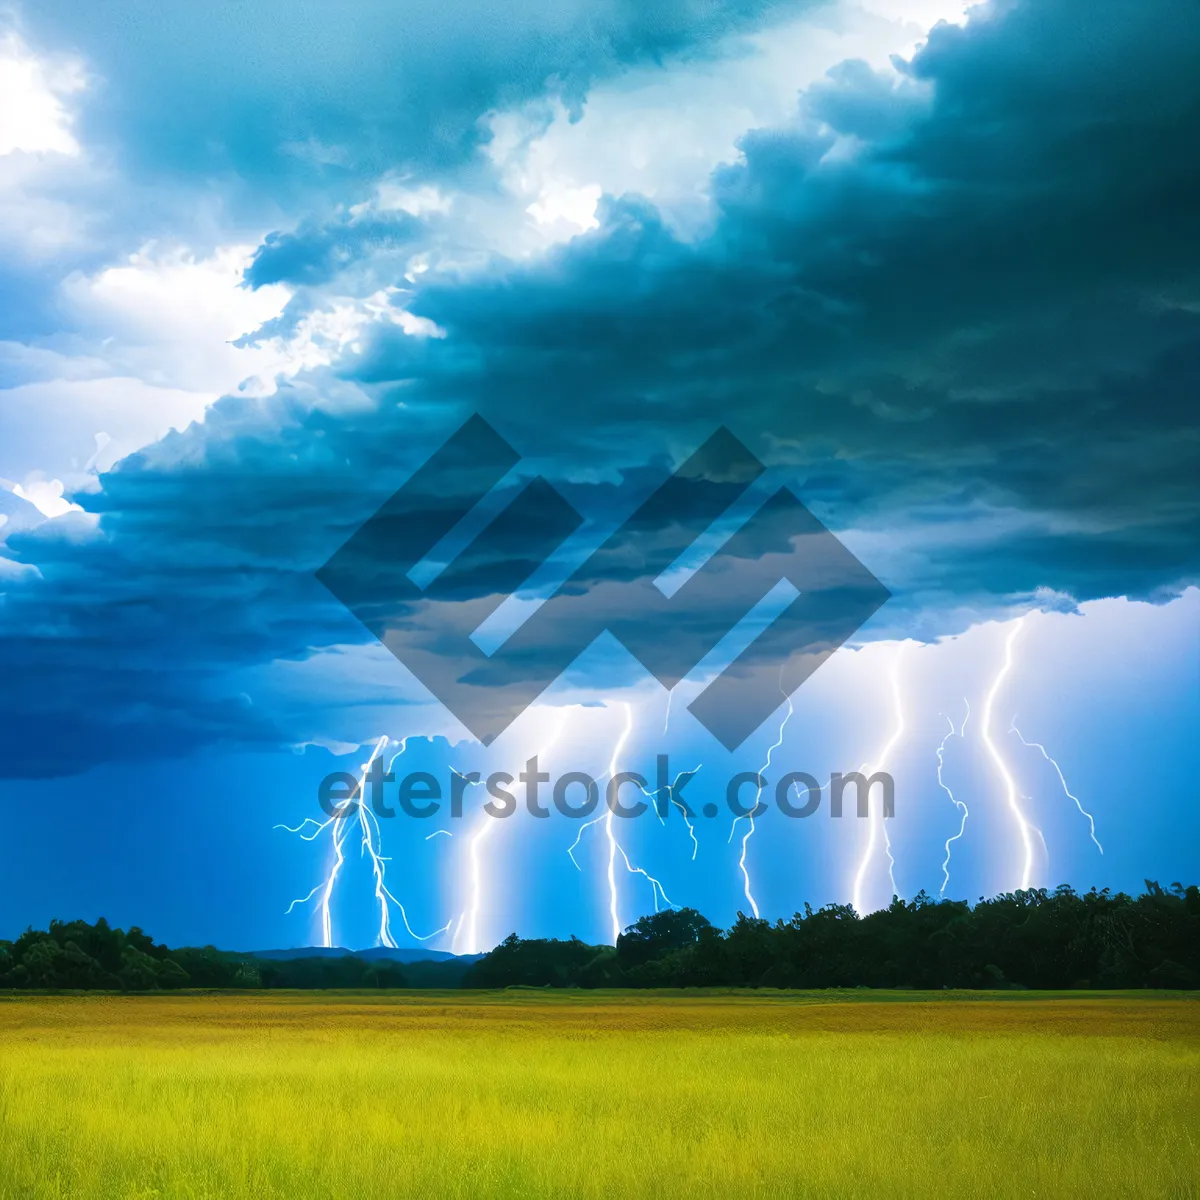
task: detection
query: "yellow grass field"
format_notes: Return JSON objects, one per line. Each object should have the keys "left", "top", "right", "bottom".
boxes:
{"left": 0, "top": 990, "right": 1196, "bottom": 1198}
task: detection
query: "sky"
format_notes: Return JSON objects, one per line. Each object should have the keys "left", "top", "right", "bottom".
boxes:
{"left": 0, "top": 0, "right": 1197, "bottom": 951}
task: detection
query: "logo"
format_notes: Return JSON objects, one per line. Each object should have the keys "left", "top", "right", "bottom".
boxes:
{"left": 318, "top": 415, "right": 888, "bottom": 749}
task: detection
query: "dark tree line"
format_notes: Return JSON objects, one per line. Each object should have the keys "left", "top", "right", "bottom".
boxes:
{"left": 0, "top": 919, "right": 412, "bottom": 991}
{"left": 463, "top": 882, "right": 1200, "bottom": 990}
{"left": 0, "top": 919, "right": 193, "bottom": 991}
{"left": 4, "top": 883, "right": 1197, "bottom": 991}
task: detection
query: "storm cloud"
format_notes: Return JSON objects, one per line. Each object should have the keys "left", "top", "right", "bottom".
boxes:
{"left": 2, "top": 0, "right": 1197, "bottom": 778}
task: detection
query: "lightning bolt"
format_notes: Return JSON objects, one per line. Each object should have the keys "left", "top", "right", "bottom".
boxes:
{"left": 461, "top": 764, "right": 494, "bottom": 958}
{"left": 851, "top": 643, "right": 907, "bottom": 916}
{"left": 277, "top": 736, "right": 451, "bottom": 948}
{"left": 568, "top": 701, "right": 680, "bottom": 944}
{"left": 1011, "top": 719, "right": 1103, "bottom": 855}
{"left": 459, "top": 706, "right": 572, "bottom": 956}
{"left": 936, "top": 699, "right": 971, "bottom": 896}
{"left": 727, "top": 690, "right": 793, "bottom": 920}
{"left": 652, "top": 686, "right": 700, "bottom": 861}
{"left": 603, "top": 703, "right": 680, "bottom": 941}
{"left": 980, "top": 618, "right": 1040, "bottom": 891}
{"left": 658, "top": 772, "right": 701, "bottom": 862}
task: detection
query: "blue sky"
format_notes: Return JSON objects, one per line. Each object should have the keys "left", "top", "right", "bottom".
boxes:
{"left": 1, "top": 0, "right": 1197, "bottom": 950}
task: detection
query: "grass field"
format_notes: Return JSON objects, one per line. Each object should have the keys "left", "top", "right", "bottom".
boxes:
{"left": 0, "top": 990, "right": 1196, "bottom": 1198}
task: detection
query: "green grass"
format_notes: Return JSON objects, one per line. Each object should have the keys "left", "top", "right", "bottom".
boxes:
{"left": 1, "top": 991, "right": 1196, "bottom": 1198}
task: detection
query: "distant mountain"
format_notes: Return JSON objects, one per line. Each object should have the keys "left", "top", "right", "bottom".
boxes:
{"left": 248, "top": 946, "right": 484, "bottom": 965}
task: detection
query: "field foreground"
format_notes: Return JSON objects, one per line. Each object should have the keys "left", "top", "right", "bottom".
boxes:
{"left": 0, "top": 990, "right": 1196, "bottom": 1198}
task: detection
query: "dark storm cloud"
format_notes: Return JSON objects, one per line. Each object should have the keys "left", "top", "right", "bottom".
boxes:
{"left": 19, "top": 0, "right": 819, "bottom": 208}
{"left": 0, "top": 379, "right": 681, "bottom": 775}
{"left": 3, "top": 0, "right": 1197, "bottom": 777}
{"left": 342, "top": 0, "right": 1200, "bottom": 586}
{"left": 244, "top": 213, "right": 427, "bottom": 290}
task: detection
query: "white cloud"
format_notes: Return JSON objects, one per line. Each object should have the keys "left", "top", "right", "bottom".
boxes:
{"left": 60, "top": 244, "right": 293, "bottom": 394}
{"left": 0, "top": 31, "right": 95, "bottom": 257}
{"left": 0, "top": 246, "right": 292, "bottom": 488}
{"left": 60, "top": 245, "right": 443, "bottom": 390}
{"left": 858, "top": 0, "right": 972, "bottom": 33}
{"left": 0, "top": 244, "right": 448, "bottom": 491}
{"left": 526, "top": 181, "right": 602, "bottom": 234}
{"left": 0, "top": 30, "right": 85, "bottom": 157}
{"left": 12, "top": 474, "right": 79, "bottom": 518}
{"left": 323, "top": 2, "right": 955, "bottom": 272}
{"left": 482, "top": 1, "right": 957, "bottom": 245}
{"left": 368, "top": 179, "right": 453, "bottom": 217}
{"left": 0, "top": 151, "right": 94, "bottom": 255}
{"left": 0, "top": 375, "right": 222, "bottom": 485}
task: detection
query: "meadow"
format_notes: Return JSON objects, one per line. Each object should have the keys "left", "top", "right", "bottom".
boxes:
{"left": 0, "top": 990, "right": 1196, "bottom": 1198}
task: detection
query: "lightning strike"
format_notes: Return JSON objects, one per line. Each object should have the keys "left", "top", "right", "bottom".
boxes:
{"left": 727, "top": 690, "right": 793, "bottom": 919}
{"left": 650, "top": 686, "right": 701, "bottom": 860}
{"left": 667, "top": 776, "right": 701, "bottom": 862}
{"left": 277, "top": 735, "right": 450, "bottom": 948}
{"left": 1011, "top": 719, "right": 1103, "bottom": 855}
{"left": 568, "top": 701, "right": 680, "bottom": 943}
{"left": 937, "top": 699, "right": 971, "bottom": 896}
{"left": 851, "top": 643, "right": 907, "bottom": 916}
{"left": 980, "top": 618, "right": 1038, "bottom": 891}
{"left": 461, "top": 707, "right": 572, "bottom": 956}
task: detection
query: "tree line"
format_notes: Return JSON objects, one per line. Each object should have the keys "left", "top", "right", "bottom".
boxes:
{"left": 2, "top": 882, "right": 1197, "bottom": 992}
{"left": 0, "top": 920, "right": 413, "bottom": 991}
{"left": 464, "top": 882, "right": 1200, "bottom": 990}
